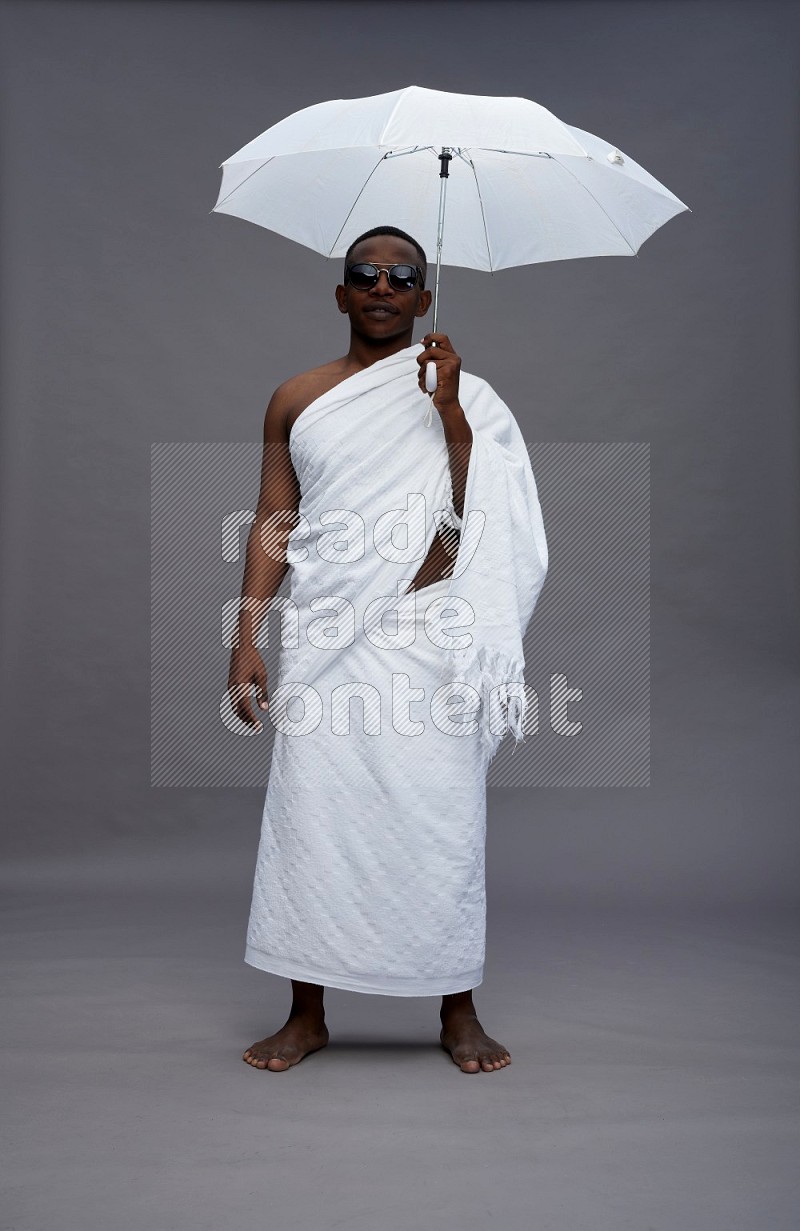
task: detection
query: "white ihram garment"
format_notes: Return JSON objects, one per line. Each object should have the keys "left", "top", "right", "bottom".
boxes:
{"left": 245, "top": 344, "right": 548, "bottom": 995}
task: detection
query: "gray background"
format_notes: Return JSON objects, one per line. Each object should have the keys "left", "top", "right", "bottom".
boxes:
{"left": 1, "top": 2, "right": 798, "bottom": 1229}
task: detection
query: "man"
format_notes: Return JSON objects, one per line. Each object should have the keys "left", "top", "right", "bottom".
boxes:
{"left": 229, "top": 225, "right": 548, "bottom": 1074}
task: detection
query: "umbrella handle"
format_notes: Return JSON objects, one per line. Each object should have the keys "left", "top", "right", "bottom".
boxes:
{"left": 425, "top": 360, "right": 438, "bottom": 394}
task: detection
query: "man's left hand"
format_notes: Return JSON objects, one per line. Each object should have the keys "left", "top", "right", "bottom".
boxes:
{"left": 417, "top": 333, "right": 462, "bottom": 414}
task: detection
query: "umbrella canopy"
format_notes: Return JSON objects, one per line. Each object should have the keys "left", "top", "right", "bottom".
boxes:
{"left": 212, "top": 84, "right": 690, "bottom": 272}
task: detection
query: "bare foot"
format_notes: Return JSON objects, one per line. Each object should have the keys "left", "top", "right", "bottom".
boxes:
{"left": 243, "top": 1014, "right": 329, "bottom": 1072}
{"left": 439, "top": 1011, "right": 511, "bottom": 1073}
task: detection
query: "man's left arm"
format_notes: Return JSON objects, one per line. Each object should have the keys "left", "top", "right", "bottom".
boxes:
{"left": 417, "top": 332, "right": 472, "bottom": 520}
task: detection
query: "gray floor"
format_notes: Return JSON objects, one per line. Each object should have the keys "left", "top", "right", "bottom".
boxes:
{"left": 3, "top": 834, "right": 799, "bottom": 1231}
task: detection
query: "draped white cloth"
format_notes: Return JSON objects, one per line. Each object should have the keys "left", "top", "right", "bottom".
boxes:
{"left": 244, "top": 343, "right": 548, "bottom": 995}
{"left": 275, "top": 342, "right": 549, "bottom": 761}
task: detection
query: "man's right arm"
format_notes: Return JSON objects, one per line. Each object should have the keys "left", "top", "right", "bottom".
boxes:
{"left": 234, "top": 383, "right": 300, "bottom": 654}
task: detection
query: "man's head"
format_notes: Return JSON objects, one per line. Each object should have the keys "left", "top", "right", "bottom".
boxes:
{"left": 335, "top": 226, "right": 431, "bottom": 344}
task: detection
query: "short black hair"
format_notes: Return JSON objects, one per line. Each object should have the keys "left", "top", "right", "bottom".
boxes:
{"left": 344, "top": 226, "right": 427, "bottom": 283}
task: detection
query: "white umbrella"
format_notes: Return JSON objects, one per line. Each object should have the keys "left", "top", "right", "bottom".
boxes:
{"left": 212, "top": 85, "right": 690, "bottom": 392}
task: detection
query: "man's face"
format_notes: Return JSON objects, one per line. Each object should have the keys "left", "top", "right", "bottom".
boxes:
{"left": 335, "top": 237, "right": 431, "bottom": 340}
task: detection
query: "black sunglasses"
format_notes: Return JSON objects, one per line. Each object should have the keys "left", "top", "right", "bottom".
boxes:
{"left": 344, "top": 262, "right": 425, "bottom": 292}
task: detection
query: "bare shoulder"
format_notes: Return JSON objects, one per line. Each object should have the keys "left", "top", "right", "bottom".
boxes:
{"left": 264, "top": 358, "right": 352, "bottom": 441}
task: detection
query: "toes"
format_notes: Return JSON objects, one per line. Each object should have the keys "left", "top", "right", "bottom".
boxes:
{"left": 453, "top": 1050, "right": 481, "bottom": 1072}
{"left": 443, "top": 1031, "right": 511, "bottom": 1073}
{"left": 480, "top": 1051, "right": 510, "bottom": 1071}
{"left": 243, "top": 1052, "right": 291, "bottom": 1071}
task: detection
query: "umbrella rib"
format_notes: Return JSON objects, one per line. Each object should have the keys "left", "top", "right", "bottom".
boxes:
{"left": 548, "top": 154, "right": 638, "bottom": 256}
{"left": 383, "top": 145, "right": 434, "bottom": 159}
{"left": 327, "top": 153, "right": 393, "bottom": 257}
{"left": 326, "top": 147, "right": 436, "bottom": 255}
{"left": 478, "top": 149, "right": 550, "bottom": 158}
{"left": 463, "top": 153, "right": 494, "bottom": 273}
{"left": 214, "top": 158, "right": 275, "bottom": 209}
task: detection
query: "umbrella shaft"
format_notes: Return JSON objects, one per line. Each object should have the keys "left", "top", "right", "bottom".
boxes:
{"left": 432, "top": 148, "right": 451, "bottom": 333}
